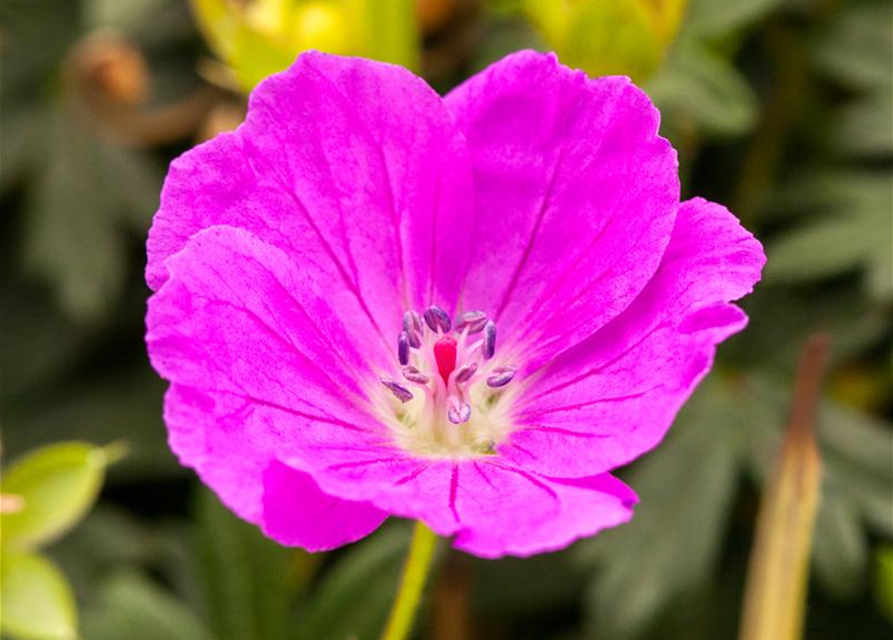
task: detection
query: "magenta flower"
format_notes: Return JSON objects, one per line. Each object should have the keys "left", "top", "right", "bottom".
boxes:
{"left": 145, "top": 51, "right": 764, "bottom": 558}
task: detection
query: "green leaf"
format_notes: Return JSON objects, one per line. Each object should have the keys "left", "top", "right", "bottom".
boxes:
{"left": 832, "top": 89, "right": 893, "bottom": 158}
{"left": 580, "top": 378, "right": 743, "bottom": 639}
{"left": 812, "top": 483, "right": 868, "bottom": 599}
{"left": 765, "top": 171, "right": 893, "bottom": 301}
{"left": 24, "top": 110, "right": 161, "bottom": 323}
{"left": 193, "top": 488, "right": 307, "bottom": 640}
{"left": 297, "top": 523, "right": 411, "bottom": 640}
{"left": 82, "top": 572, "right": 217, "bottom": 640}
{"left": 0, "top": 275, "right": 90, "bottom": 399}
{"left": 0, "top": 107, "right": 53, "bottom": 194}
{"left": 49, "top": 506, "right": 172, "bottom": 603}
{"left": 1, "top": 442, "right": 111, "bottom": 550}
{"left": 722, "top": 285, "right": 889, "bottom": 373}
{"left": 817, "top": 400, "right": 893, "bottom": 537}
{"left": 686, "top": 0, "right": 784, "bottom": 36}
{"left": 647, "top": 38, "right": 759, "bottom": 137}
{"left": 0, "top": 551, "right": 78, "bottom": 640}
{"left": 812, "top": 1, "right": 893, "bottom": 90}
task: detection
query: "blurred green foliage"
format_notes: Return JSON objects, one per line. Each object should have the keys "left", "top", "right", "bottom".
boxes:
{"left": 1, "top": 0, "right": 891, "bottom": 639}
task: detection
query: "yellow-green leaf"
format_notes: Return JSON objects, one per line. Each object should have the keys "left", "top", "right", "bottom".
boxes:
{"left": 0, "top": 551, "right": 77, "bottom": 640}
{"left": 1, "top": 442, "right": 114, "bottom": 550}
{"left": 343, "top": 0, "right": 419, "bottom": 71}
{"left": 738, "top": 337, "right": 826, "bottom": 640}
{"left": 189, "top": 0, "right": 240, "bottom": 59}
{"left": 227, "top": 20, "right": 301, "bottom": 91}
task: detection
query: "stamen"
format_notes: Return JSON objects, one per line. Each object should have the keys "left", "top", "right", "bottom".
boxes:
{"left": 448, "top": 400, "right": 471, "bottom": 424}
{"left": 397, "top": 332, "right": 411, "bottom": 365}
{"left": 454, "top": 363, "right": 477, "bottom": 383}
{"left": 402, "top": 365, "right": 430, "bottom": 385}
{"left": 380, "top": 377, "right": 413, "bottom": 403}
{"left": 454, "top": 311, "right": 487, "bottom": 334}
{"left": 482, "top": 320, "right": 497, "bottom": 360}
{"left": 486, "top": 365, "right": 517, "bottom": 388}
{"left": 403, "top": 311, "right": 422, "bottom": 347}
{"left": 423, "top": 305, "right": 452, "bottom": 334}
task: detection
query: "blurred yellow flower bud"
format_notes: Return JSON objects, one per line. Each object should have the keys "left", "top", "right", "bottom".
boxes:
{"left": 290, "top": 2, "right": 347, "bottom": 53}
{"left": 524, "top": 0, "right": 687, "bottom": 82}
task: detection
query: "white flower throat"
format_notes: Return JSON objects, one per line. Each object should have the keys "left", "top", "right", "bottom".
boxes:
{"left": 378, "top": 306, "right": 519, "bottom": 458}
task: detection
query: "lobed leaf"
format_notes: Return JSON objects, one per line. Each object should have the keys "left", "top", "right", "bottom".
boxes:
{"left": 812, "top": 1, "right": 893, "bottom": 90}
{"left": 580, "top": 378, "right": 743, "bottom": 639}
{"left": 647, "top": 38, "right": 758, "bottom": 137}
{"left": 765, "top": 171, "right": 892, "bottom": 301}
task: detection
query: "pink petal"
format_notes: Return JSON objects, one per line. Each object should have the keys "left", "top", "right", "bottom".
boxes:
{"left": 451, "top": 466, "right": 636, "bottom": 558}
{"left": 261, "top": 460, "right": 387, "bottom": 551}
{"left": 294, "top": 456, "right": 636, "bottom": 557}
{"left": 446, "top": 51, "right": 679, "bottom": 371}
{"left": 148, "top": 226, "right": 400, "bottom": 523}
{"left": 147, "top": 52, "right": 474, "bottom": 369}
{"left": 270, "top": 457, "right": 637, "bottom": 558}
{"left": 499, "top": 198, "right": 766, "bottom": 477}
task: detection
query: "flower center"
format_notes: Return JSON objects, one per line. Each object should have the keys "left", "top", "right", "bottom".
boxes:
{"left": 378, "top": 306, "right": 519, "bottom": 458}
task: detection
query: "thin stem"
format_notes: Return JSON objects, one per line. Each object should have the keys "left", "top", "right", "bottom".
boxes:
{"left": 380, "top": 521, "right": 439, "bottom": 640}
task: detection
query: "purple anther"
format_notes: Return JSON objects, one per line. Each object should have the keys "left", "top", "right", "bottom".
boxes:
{"left": 404, "top": 310, "right": 422, "bottom": 333}
{"left": 454, "top": 310, "right": 487, "bottom": 334}
{"left": 454, "top": 363, "right": 478, "bottom": 384}
{"left": 448, "top": 401, "right": 472, "bottom": 424}
{"left": 380, "top": 377, "right": 413, "bottom": 403}
{"left": 482, "top": 320, "right": 497, "bottom": 359}
{"left": 423, "top": 305, "right": 452, "bottom": 334}
{"left": 403, "top": 311, "right": 422, "bottom": 347}
{"left": 487, "top": 365, "right": 517, "bottom": 388}
{"left": 398, "top": 332, "right": 411, "bottom": 366}
{"left": 402, "top": 365, "right": 430, "bottom": 385}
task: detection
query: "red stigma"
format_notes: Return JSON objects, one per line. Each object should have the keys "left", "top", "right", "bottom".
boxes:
{"left": 433, "top": 335, "right": 458, "bottom": 385}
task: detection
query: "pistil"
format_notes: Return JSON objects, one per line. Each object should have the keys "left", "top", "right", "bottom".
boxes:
{"left": 433, "top": 336, "right": 457, "bottom": 385}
